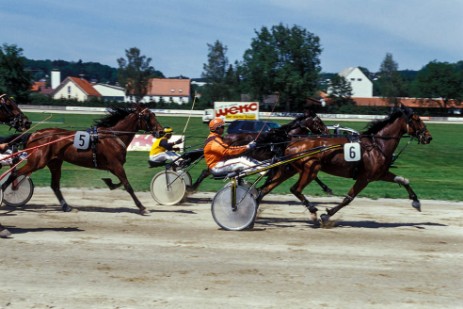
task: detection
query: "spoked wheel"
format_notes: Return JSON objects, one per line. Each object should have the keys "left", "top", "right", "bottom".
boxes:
{"left": 2, "top": 175, "right": 34, "bottom": 207}
{"left": 0, "top": 188, "right": 4, "bottom": 208}
{"left": 150, "top": 170, "right": 186, "bottom": 205}
{"left": 176, "top": 169, "right": 192, "bottom": 188}
{"left": 211, "top": 185, "right": 257, "bottom": 231}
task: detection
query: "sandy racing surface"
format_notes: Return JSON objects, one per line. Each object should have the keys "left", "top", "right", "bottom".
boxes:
{"left": 1, "top": 187, "right": 462, "bottom": 309}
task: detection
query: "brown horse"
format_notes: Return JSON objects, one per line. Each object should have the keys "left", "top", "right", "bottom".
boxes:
{"left": 259, "top": 105, "right": 432, "bottom": 224}
{"left": 0, "top": 95, "right": 33, "bottom": 237}
{"left": 0, "top": 94, "right": 31, "bottom": 132}
{"left": 3, "top": 104, "right": 163, "bottom": 216}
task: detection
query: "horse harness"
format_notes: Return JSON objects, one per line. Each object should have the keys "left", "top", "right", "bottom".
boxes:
{"left": 85, "top": 126, "right": 99, "bottom": 167}
{"left": 82, "top": 110, "right": 155, "bottom": 168}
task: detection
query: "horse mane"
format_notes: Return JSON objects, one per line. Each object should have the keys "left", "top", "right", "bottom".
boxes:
{"left": 363, "top": 108, "right": 408, "bottom": 134}
{"left": 94, "top": 106, "right": 134, "bottom": 128}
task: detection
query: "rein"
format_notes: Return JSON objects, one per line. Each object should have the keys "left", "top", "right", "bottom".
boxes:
{"left": 7, "top": 113, "right": 54, "bottom": 145}
{"left": 181, "top": 95, "right": 197, "bottom": 138}
{"left": 0, "top": 134, "right": 75, "bottom": 181}
{"left": 391, "top": 137, "right": 413, "bottom": 164}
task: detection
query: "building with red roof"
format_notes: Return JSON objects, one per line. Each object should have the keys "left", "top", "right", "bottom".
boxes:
{"left": 52, "top": 76, "right": 101, "bottom": 101}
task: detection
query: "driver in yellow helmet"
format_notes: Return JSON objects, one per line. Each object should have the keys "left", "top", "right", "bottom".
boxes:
{"left": 149, "top": 127, "right": 183, "bottom": 166}
{"left": 204, "top": 117, "right": 260, "bottom": 177}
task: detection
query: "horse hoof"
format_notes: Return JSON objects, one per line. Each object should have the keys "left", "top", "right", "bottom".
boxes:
{"left": 140, "top": 209, "right": 150, "bottom": 216}
{"left": 412, "top": 200, "right": 421, "bottom": 212}
{"left": 62, "top": 205, "right": 73, "bottom": 212}
{"left": 320, "top": 213, "right": 330, "bottom": 224}
{"left": 309, "top": 212, "right": 318, "bottom": 222}
{"left": 0, "top": 228, "right": 12, "bottom": 238}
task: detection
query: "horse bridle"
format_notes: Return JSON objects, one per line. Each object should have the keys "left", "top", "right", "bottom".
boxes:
{"left": 296, "top": 116, "right": 326, "bottom": 135}
{"left": 406, "top": 114, "right": 428, "bottom": 144}
{"left": 137, "top": 108, "right": 160, "bottom": 134}
{"left": 0, "top": 97, "right": 30, "bottom": 131}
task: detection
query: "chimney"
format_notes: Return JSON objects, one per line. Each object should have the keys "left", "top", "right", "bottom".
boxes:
{"left": 51, "top": 70, "right": 61, "bottom": 89}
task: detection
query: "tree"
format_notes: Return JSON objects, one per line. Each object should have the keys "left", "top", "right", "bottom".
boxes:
{"left": 326, "top": 75, "right": 355, "bottom": 112}
{"left": 328, "top": 75, "right": 353, "bottom": 99}
{"left": 199, "top": 40, "right": 240, "bottom": 107}
{"left": 241, "top": 24, "right": 322, "bottom": 112}
{"left": 0, "top": 43, "right": 32, "bottom": 102}
{"left": 376, "top": 53, "right": 406, "bottom": 107}
{"left": 412, "top": 61, "right": 463, "bottom": 108}
{"left": 202, "top": 40, "right": 228, "bottom": 83}
{"left": 117, "top": 47, "right": 155, "bottom": 103}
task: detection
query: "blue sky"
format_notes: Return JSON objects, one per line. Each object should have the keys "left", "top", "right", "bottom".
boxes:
{"left": 1, "top": 0, "right": 462, "bottom": 78}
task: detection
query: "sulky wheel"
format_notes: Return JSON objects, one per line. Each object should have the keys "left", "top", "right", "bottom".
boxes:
{"left": 176, "top": 169, "right": 192, "bottom": 188}
{"left": 211, "top": 184, "right": 257, "bottom": 231}
{"left": 2, "top": 175, "right": 34, "bottom": 207}
{"left": 150, "top": 170, "right": 187, "bottom": 205}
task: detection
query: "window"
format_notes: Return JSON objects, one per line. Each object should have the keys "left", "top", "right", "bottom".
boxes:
{"left": 357, "top": 78, "right": 362, "bottom": 81}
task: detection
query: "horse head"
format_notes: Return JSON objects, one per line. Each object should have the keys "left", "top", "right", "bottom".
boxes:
{"left": 285, "top": 111, "right": 329, "bottom": 136}
{"left": 0, "top": 94, "right": 32, "bottom": 132}
{"left": 135, "top": 104, "right": 163, "bottom": 136}
{"left": 401, "top": 105, "right": 432, "bottom": 144}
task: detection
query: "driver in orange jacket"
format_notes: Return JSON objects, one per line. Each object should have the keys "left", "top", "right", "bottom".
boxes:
{"left": 204, "top": 117, "right": 260, "bottom": 177}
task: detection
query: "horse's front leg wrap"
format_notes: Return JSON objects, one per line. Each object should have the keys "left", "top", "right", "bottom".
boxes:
{"left": 394, "top": 176, "right": 410, "bottom": 186}
{"left": 395, "top": 176, "right": 420, "bottom": 211}
{"left": 326, "top": 195, "right": 354, "bottom": 217}
{"left": 303, "top": 199, "right": 318, "bottom": 214}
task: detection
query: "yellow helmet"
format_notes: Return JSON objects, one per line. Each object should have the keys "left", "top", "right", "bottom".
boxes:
{"left": 209, "top": 118, "right": 225, "bottom": 132}
{"left": 163, "top": 127, "right": 173, "bottom": 134}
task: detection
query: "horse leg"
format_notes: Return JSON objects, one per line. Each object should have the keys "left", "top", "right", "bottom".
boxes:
{"left": 314, "top": 177, "right": 333, "bottom": 195}
{"left": 0, "top": 223, "right": 11, "bottom": 238}
{"left": 320, "top": 178, "right": 369, "bottom": 224}
{"left": 289, "top": 161, "right": 321, "bottom": 221}
{"left": 190, "top": 169, "right": 210, "bottom": 190}
{"left": 48, "top": 160, "right": 72, "bottom": 212}
{"left": 256, "top": 165, "right": 296, "bottom": 203}
{"left": 101, "top": 178, "right": 123, "bottom": 190}
{"left": 109, "top": 165, "right": 148, "bottom": 215}
{"left": 380, "top": 171, "right": 421, "bottom": 211}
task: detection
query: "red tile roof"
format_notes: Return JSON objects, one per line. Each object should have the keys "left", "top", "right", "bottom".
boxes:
{"left": 147, "top": 78, "right": 190, "bottom": 96}
{"left": 31, "top": 81, "right": 46, "bottom": 92}
{"left": 352, "top": 97, "right": 460, "bottom": 108}
{"left": 68, "top": 77, "right": 101, "bottom": 97}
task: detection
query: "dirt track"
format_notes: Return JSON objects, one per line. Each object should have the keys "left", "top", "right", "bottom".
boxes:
{"left": 1, "top": 188, "right": 462, "bottom": 309}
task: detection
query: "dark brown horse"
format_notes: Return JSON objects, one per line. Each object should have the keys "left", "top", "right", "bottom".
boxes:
{"left": 0, "top": 94, "right": 31, "bottom": 132}
{"left": 3, "top": 104, "right": 163, "bottom": 216}
{"left": 224, "top": 110, "right": 329, "bottom": 149}
{"left": 259, "top": 105, "right": 432, "bottom": 224}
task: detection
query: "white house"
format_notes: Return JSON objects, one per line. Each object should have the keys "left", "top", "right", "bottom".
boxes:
{"left": 93, "top": 84, "right": 129, "bottom": 102}
{"left": 337, "top": 67, "right": 373, "bottom": 98}
{"left": 52, "top": 76, "right": 101, "bottom": 101}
